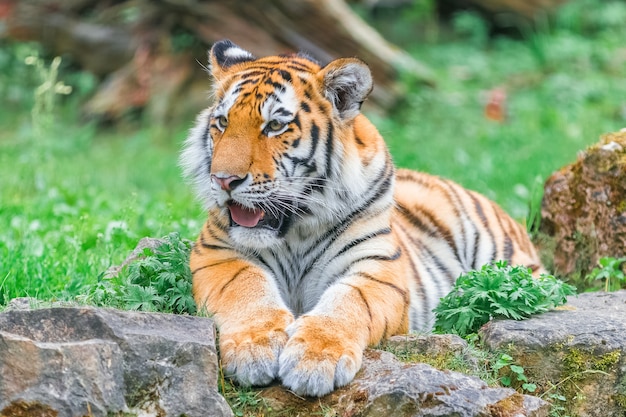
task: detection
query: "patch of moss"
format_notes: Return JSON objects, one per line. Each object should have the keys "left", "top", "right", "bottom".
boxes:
{"left": 563, "top": 348, "right": 620, "bottom": 376}
{"left": 396, "top": 350, "right": 461, "bottom": 370}
{"left": 485, "top": 393, "right": 526, "bottom": 416}
{"left": 544, "top": 348, "right": 622, "bottom": 416}
{"left": 380, "top": 339, "right": 480, "bottom": 377}
{"left": 0, "top": 401, "right": 58, "bottom": 417}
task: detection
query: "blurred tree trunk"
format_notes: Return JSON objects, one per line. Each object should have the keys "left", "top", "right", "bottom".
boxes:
{"left": 1, "top": 0, "right": 435, "bottom": 122}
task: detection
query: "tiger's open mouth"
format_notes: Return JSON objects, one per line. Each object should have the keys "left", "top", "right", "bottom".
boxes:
{"left": 227, "top": 201, "right": 284, "bottom": 231}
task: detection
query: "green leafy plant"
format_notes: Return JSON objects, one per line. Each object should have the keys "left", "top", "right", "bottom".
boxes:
{"left": 546, "top": 393, "right": 569, "bottom": 417}
{"left": 82, "top": 232, "right": 196, "bottom": 314}
{"left": 586, "top": 256, "right": 626, "bottom": 292}
{"left": 433, "top": 261, "right": 576, "bottom": 337}
{"left": 492, "top": 353, "right": 537, "bottom": 393}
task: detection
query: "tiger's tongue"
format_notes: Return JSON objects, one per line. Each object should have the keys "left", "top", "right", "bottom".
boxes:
{"left": 229, "top": 203, "right": 264, "bottom": 227}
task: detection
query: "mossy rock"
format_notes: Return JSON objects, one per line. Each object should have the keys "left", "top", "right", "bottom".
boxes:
{"left": 537, "top": 129, "right": 626, "bottom": 285}
{"left": 481, "top": 291, "right": 626, "bottom": 417}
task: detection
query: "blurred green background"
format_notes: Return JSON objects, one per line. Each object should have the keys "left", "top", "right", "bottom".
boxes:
{"left": 1, "top": 0, "right": 625, "bottom": 304}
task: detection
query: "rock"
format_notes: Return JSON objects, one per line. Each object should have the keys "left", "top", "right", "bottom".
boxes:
{"left": 384, "top": 333, "right": 468, "bottom": 355}
{"left": 104, "top": 236, "right": 166, "bottom": 278}
{"left": 0, "top": 307, "right": 233, "bottom": 417}
{"left": 480, "top": 290, "right": 626, "bottom": 417}
{"left": 538, "top": 129, "right": 626, "bottom": 280}
{"left": 4, "top": 297, "right": 81, "bottom": 311}
{"left": 0, "top": 305, "right": 549, "bottom": 416}
{"left": 381, "top": 333, "right": 481, "bottom": 371}
{"left": 260, "top": 349, "right": 549, "bottom": 416}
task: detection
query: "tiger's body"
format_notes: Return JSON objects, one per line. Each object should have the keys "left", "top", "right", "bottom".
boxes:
{"left": 181, "top": 40, "right": 542, "bottom": 397}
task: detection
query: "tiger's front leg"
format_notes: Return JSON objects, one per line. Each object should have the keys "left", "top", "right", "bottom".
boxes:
{"left": 279, "top": 265, "right": 409, "bottom": 397}
{"left": 191, "top": 247, "right": 294, "bottom": 387}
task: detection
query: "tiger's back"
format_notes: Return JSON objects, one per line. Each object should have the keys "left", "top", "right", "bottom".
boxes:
{"left": 392, "top": 169, "right": 542, "bottom": 329}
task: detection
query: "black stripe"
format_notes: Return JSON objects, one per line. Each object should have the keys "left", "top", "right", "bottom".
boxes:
{"left": 382, "top": 318, "right": 389, "bottom": 340}
{"left": 255, "top": 254, "right": 273, "bottom": 274}
{"left": 200, "top": 242, "right": 231, "bottom": 251}
{"left": 439, "top": 180, "right": 475, "bottom": 268}
{"left": 324, "top": 123, "right": 334, "bottom": 177}
{"left": 219, "top": 266, "right": 251, "bottom": 296}
{"left": 394, "top": 231, "right": 431, "bottom": 326}
{"left": 201, "top": 240, "right": 231, "bottom": 250}
{"left": 335, "top": 228, "right": 392, "bottom": 257}
{"left": 274, "top": 108, "right": 293, "bottom": 117}
{"left": 191, "top": 258, "right": 238, "bottom": 275}
{"left": 396, "top": 204, "right": 462, "bottom": 264}
{"left": 236, "top": 78, "right": 260, "bottom": 89}
{"left": 240, "top": 70, "right": 265, "bottom": 78}
{"left": 489, "top": 200, "right": 514, "bottom": 261}
{"left": 204, "top": 222, "right": 232, "bottom": 247}
{"left": 360, "top": 248, "right": 402, "bottom": 263}
{"left": 284, "top": 122, "right": 319, "bottom": 170}
{"left": 470, "top": 193, "right": 497, "bottom": 265}
{"left": 503, "top": 235, "right": 514, "bottom": 261}
{"left": 355, "top": 271, "right": 409, "bottom": 304}
{"left": 278, "top": 69, "right": 292, "bottom": 82}
{"left": 309, "top": 122, "right": 320, "bottom": 160}
{"left": 264, "top": 79, "right": 285, "bottom": 90}
{"left": 404, "top": 223, "right": 456, "bottom": 280}
{"left": 192, "top": 241, "right": 203, "bottom": 255}
{"left": 399, "top": 223, "right": 452, "bottom": 305}
{"left": 203, "top": 131, "right": 212, "bottom": 172}
{"left": 337, "top": 249, "right": 402, "bottom": 276}
{"left": 211, "top": 215, "right": 230, "bottom": 233}
{"left": 342, "top": 283, "right": 373, "bottom": 340}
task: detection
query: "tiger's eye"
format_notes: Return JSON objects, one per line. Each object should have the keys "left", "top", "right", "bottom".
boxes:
{"left": 268, "top": 120, "right": 284, "bottom": 132}
{"left": 217, "top": 115, "right": 228, "bottom": 129}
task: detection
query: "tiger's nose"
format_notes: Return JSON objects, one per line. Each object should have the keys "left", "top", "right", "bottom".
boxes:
{"left": 211, "top": 174, "right": 247, "bottom": 191}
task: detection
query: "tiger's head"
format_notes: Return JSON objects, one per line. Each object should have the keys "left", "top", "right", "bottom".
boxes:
{"left": 182, "top": 40, "right": 391, "bottom": 249}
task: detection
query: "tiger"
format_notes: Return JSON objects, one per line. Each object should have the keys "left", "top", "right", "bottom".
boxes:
{"left": 180, "top": 39, "right": 543, "bottom": 397}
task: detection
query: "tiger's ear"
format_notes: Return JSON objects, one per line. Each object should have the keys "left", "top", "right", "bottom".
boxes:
{"left": 318, "top": 58, "right": 373, "bottom": 120}
{"left": 208, "top": 40, "right": 255, "bottom": 80}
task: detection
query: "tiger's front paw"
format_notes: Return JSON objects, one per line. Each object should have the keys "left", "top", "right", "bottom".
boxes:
{"left": 220, "top": 312, "right": 294, "bottom": 387}
{"left": 278, "top": 316, "right": 364, "bottom": 397}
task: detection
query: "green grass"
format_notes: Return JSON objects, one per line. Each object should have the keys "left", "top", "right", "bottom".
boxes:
{"left": 1, "top": 0, "right": 625, "bottom": 304}
{"left": 369, "top": 0, "right": 626, "bottom": 219}
{"left": 0, "top": 109, "right": 203, "bottom": 304}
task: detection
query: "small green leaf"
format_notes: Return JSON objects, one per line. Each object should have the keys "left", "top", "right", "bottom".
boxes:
{"left": 522, "top": 383, "right": 537, "bottom": 392}
{"left": 509, "top": 364, "right": 525, "bottom": 375}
